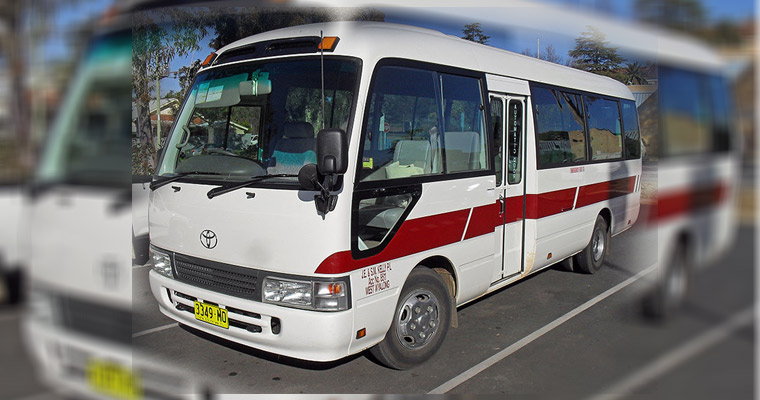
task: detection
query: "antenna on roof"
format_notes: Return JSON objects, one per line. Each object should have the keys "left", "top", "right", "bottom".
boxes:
{"left": 320, "top": 30, "right": 326, "bottom": 131}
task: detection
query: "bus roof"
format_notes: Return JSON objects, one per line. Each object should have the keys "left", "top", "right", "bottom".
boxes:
{"left": 211, "top": 21, "right": 635, "bottom": 100}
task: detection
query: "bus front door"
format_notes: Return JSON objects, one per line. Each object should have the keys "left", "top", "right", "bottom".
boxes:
{"left": 490, "top": 95, "right": 527, "bottom": 280}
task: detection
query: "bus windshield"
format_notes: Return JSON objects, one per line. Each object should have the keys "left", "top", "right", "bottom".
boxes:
{"left": 158, "top": 57, "right": 360, "bottom": 182}
{"left": 36, "top": 32, "right": 132, "bottom": 188}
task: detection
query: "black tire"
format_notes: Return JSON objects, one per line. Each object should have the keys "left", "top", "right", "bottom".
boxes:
{"left": 370, "top": 267, "right": 452, "bottom": 370}
{"left": 643, "top": 245, "right": 690, "bottom": 320}
{"left": 5, "top": 269, "right": 23, "bottom": 305}
{"left": 574, "top": 215, "right": 609, "bottom": 274}
{"left": 132, "top": 233, "right": 150, "bottom": 266}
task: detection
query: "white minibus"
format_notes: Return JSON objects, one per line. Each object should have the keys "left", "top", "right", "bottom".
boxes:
{"left": 148, "top": 21, "right": 642, "bottom": 369}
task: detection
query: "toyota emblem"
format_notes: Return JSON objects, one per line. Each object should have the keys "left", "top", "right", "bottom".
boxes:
{"left": 200, "top": 230, "right": 218, "bottom": 249}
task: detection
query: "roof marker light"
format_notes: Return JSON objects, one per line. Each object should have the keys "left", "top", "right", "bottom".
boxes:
{"left": 202, "top": 52, "right": 217, "bottom": 67}
{"left": 318, "top": 36, "right": 340, "bottom": 51}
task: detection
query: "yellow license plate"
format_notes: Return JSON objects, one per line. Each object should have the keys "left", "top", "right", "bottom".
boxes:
{"left": 194, "top": 301, "right": 229, "bottom": 329}
{"left": 86, "top": 359, "right": 142, "bottom": 400}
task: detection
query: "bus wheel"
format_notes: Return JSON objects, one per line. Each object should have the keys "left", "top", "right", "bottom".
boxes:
{"left": 574, "top": 215, "right": 608, "bottom": 274}
{"left": 370, "top": 267, "right": 451, "bottom": 370}
{"left": 643, "top": 245, "right": 690, "bottom": 320}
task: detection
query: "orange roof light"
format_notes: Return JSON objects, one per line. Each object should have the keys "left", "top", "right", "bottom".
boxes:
{"left": 202, "top": 52, "right": 217, "bottom": 67}
{"left": 318, "top": 36, "right": 340, "bottom": 51}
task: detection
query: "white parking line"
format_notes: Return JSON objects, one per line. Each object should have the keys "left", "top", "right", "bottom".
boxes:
{"left": 132, "top": 323, "right": 178, "bottom": 338}
{"left": 588, "top": 307, "right": 754, "bottom": 400}
{"left": 429, "top": 263, "right": 658, "bottom": 394}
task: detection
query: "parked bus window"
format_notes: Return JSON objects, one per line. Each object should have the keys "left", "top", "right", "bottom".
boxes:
{"left": 507, "top": 99, "right": 523, "bottom": 184}
{"left": 489, "top": 97, "right": 503, "bottom": 185}
{"left": 585, "top": 96, "right": 623, "bottom": 161}
{"left": 709, "top": 75, "right": 732, "bottom": 153}
{"left": 532, "top": 86, "right": 587, "bottom": 167}
{"left": 441, "top": 74, "right": 488, "bottom": 173}
{"left": 659, "top": 67, "right": 711, "bottom": 157}
{"left": 621, "top": 100, "right": 641, "bottom": 159}
{"left": 360, "top": 66, "right": 441, "bottom": 181}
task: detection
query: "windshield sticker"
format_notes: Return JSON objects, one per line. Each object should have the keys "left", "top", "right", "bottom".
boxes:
{"left": 206, "top": 85, "right": 224, "bottom": 102}
{"left": 362, "top": 157, "right": 373, "bottom": 169}
{"left": 195, "top": 82, "right": 210, "bottom": 104}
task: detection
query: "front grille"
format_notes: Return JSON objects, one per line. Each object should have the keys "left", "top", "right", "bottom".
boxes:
{"left": 59, "top": 296, "right": 132, "bottom": 345}
{"left": 173, "top": 254, "right": 259, "bottom": 300}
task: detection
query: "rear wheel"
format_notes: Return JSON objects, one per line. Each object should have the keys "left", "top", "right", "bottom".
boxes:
{"left": 370, "top": 267, "right": 451, "bottom": 370}
{"left": 643, "top": 245, "right": 690, "bottom": 319}
{"left": 574, "top": 215, "right": 609, "bottom": 274}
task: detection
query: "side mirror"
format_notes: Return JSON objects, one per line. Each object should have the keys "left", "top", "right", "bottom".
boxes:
{"left": 297, "top": 163, "right": 320, "bottom": 191}
{"left": 317, "top": 128, "right": 348, "bottom": 175}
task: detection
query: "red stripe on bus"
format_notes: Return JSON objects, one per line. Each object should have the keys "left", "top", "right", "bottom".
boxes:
{"left": 575, "top": 176, "right": 636, "bottom": 208}
{"left": 654, "top": 182, "right": 728, "bottom": 222}
{"left": 526, "top": 188, "right": 577, "bottom": 219}
{"left": 463, "top": 197, "right": 525, "bottom": 240}
{"left": 314, "top": 209, "right": 470, "bottom": 274}
{"left": 463, "top": 202, "right": 502, "bottom": 240}
{"left": 316, "top": 176, "right": 638, "bottom": 274}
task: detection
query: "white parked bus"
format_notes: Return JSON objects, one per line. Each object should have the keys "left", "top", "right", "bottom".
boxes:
{"left": 148, "top": 21, "right": 642, "bottom": 369}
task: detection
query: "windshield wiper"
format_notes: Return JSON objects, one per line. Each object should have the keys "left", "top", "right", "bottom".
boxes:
{"left": 206, "top": 174, "right": 298, "bottom": 199}
{"left": 150, "top": 171, "right": 219, "bottom": 191}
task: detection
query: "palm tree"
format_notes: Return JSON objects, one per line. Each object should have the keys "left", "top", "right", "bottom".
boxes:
{"left": 623, "top": 62, "right": 649, "bottom": 85}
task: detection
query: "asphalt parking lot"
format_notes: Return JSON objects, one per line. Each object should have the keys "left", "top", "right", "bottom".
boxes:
{"left": 128, "top": 221, "right": 755, "bottom": 397}
{"left": 1, "top": 211, "right": 753, "bottom": 399}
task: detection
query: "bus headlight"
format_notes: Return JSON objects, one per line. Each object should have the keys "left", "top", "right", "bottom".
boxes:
{"left": 263, "top": 278, "right": 312, "bottom": 307}
{"left": 150, "top": 246, "right": 173, "bottom": 278}
{"left": 263, "top": 277, "right": 349, "bottom": 311}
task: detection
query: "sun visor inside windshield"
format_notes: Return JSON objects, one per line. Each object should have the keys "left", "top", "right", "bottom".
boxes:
{"left": 194, "top": 73, "right": 248, "bottom": 108}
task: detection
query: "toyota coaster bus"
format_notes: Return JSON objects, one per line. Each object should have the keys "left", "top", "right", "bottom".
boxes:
{"left": 148, "top": 21, "right": 642, "bottom": 369}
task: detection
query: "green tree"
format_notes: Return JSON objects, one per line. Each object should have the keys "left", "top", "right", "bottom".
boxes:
{"left": 133, "top": 9, "right": 208, "bottom": 172}
{"left": 462, "top": 23, "right": 490, "bottom": 44}
{"left": 568, "top": 26, "right": 624, "bottom": 81}
{"left": 206, "top": 8, "right": 385, "bottom": 50}
{"left": 622, "top": 62, "right": 650, "bottom": 85}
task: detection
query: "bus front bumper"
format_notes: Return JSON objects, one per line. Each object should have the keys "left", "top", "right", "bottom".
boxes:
{"left": 149, "top": 270, "right": 357, "bottom": 362}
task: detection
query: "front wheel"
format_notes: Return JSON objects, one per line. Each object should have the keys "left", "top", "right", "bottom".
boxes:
{"left": 370, "top": 267, "right": 452, "bottom": 370}
{"left": 574, "top": 215, "right": 609, "bottom": 274}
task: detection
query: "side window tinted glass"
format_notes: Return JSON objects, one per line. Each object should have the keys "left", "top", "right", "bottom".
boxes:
{"left": 532, "top": 86, "right": 587, "bottom": 167}
{"left": 507, "top": 99, "right": 523, "bottom": 184}
{"left": 622, "top": 100, "right": 641, "bottom": 159}
{"left": 586, "top": 96, "right": 623, "bottom": 160}
{"left": 490, "top": 97, "right": 503, "bottom": 186}
{"left": 359, "top": 66, "right": 442, "bottom": 181}
{"left": 441, "top": 74, "right": 488, "bottom": 173}
{"left": 659, "top": 67, "right": 711, "bottom": 157}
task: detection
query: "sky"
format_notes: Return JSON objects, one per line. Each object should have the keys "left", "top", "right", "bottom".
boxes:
{"left": 149, "top": 0, "right": 754, "bottom": 97}
{"left": 30, "top": 0, "right": 745, "bottom": 97}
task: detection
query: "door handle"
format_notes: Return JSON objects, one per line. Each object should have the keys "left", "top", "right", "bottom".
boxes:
{"left": 498, "top": 195, "right": 505, "bottom": 216}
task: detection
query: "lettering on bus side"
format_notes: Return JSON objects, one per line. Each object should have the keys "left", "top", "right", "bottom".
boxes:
{"left": 361, "top": 262, "right": 392, "bottom": 296}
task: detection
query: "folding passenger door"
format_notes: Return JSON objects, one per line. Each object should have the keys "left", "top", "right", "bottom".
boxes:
{"left": 490, "top": 93, "right": 527, "bottom": 281}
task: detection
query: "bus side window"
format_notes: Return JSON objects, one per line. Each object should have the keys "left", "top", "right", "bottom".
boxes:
{"left": 507, "top": 99, "right": 523, "bottom": 184}
{"left": 586, "top": 96, "right": 623, "bottom": 161}
{"left": 532, "top": 86, "right": 587, "bottom": 168}
{"left": 622, "top": 100, "right": 641, "bottom": 159}
{"left": 490, "top": 97, "right": 503, "bottom": 185}
{"left": 440, "top": 74, "right": 489, "bottom": 174}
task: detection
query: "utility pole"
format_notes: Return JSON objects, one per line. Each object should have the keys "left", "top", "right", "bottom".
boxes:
{"left": 155, "top": 75, "right": 161, "bottom": 151}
